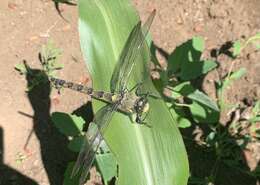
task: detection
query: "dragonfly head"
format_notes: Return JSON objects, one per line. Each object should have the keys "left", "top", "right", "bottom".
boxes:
{"left": 134, "top": 97, "right": 149, "bottom": 123}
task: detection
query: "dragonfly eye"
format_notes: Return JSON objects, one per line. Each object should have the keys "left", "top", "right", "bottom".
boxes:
{"left": 142, "top": 102, "right": 149, "bottom": 113}
{"left": 135, "top": 97, "right": 149, "bottom": 113}
{"left": 138, "top": 100, "right": 144, "bottom": 106}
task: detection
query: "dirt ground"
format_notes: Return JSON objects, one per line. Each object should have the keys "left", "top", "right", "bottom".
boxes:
{"left": 0, "top": 0, "right": 259, "bottom": 185}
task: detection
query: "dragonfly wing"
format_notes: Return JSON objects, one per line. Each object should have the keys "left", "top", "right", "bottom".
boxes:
{"left": 78, "top": 131, "right": 103, "bottom": 185}
{"left": 110, "top": 10, "right": 156, "bottom": 92}
{"left": 71, "top": 103, "right": 120, "bottom": 184}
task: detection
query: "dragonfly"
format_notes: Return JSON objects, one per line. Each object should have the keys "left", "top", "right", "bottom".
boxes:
{"left": 50, "top": 10, "right": 156, "bottom": 184}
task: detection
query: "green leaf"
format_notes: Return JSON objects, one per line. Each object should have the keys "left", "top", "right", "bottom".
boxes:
{"left": 232, "top": 41, "right": 241, "bottom": 57}
{"left": 252, "top": 101, "right": 260, "bottom": 116}
{"left": 14, "top": 63, "right": 27, "bottom": 74}
{"left": 78, "top": 1, "right": 189, "bottom": 185}
{"left": 232, "top": 33, "right": 260, "bottom": 57}
{"left": 229, "top": 68, "right": 246, "bottom": 80}
{"left": 167, "top": 41, "right": 190, "bottom": 75}
{"left": 189, "top": 101, "right": 219, "bottom": 123}
{"left": 170, "top": 82, "right": 219, "bottom": 113}
{"left": 51, "top": 62, "right": 64, "bottom": 70}
{"left": 178, "top": 118, "right": 192, "bottom": 128}
{"left": 180, "top": 59, "right": 217, "bottom": 80}
{"left": 63, "top": 162, "right": 81, "bottom": 185}
{"left": 168, "top": 38, "right": 217, "bottom": 80}
{"left": 251, "top": 116, "right": 260, "bottom": 123}
{"left": 192, "top": 36, "right": 204, "bottom": 52}
{"left": 205, "top": 131, "right": 217, "bottom": 146}
{"left": 169, "top": 107, "right": 191, "bottom": 128}
{"left": 51, "top": 112, "right": 84, "bottom": 136}
{"left": 187, "top": 89, "right": 219, "bottom": 112}
{"left": 96, "top": 153, "right": 117, "bottom": 183}
{"left": 172, "top": 81, "right": 195, "bottom": 96}
{"left": 220, "top": 68, "right": 247, "bottom": 98}
{"left": 201, "top": 59, "right": 218, "bottom": 73}
{"left": 68, "top": 136, "right": 85, "bottom": 152}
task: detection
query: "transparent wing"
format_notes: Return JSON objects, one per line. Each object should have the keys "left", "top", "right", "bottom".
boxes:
{"left": 110, "top": 10, "right": 156, "bottom": 92}
{"left": 78, "top": 131, "right": 102, "bottom": 185}
{"left": 71, "top": 103, "right": 120, "bottom": 184}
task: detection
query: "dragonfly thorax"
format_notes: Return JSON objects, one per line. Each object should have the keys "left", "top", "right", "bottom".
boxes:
{"left": 117, "top": 92, "right": 149, "bottom": 123}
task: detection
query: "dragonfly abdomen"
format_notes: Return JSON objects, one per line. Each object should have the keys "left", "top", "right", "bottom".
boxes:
{"left": 50, "top": 77, "right": 120, "bottom": 104}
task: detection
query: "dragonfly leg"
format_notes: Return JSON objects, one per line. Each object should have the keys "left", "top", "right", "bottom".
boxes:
{"left": 130, "top": 113, "right": 151, "bottom": 127}
{"left": 141, "top": 91, "right": 161, "bottom": 99}
{"left": 137, "top": 117, "right": 152, "bottom": 128}
{"left": 129, "top": 82, "right": 144, "bottom": 93}
{"left": 134, "top": 83, "right": 160, "bottom": 98}
{"left": 136, "top": 110, "right": 148, "bottom": 124}
{"left": 147, "top": 92, "right": 161, "bottom": 99}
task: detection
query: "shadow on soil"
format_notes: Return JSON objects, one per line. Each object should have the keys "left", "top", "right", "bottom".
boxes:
{"left": 20, "top": 66, "right": 76, "bottom": 185}
{"left": 0, "top": 127, "right": 39, "bottom": 185}
{"left": 183, "top": 126, "right": 258, "bottom": 185}
{"left": 9, "top": 62, "right": 84, "bottom": 185}
{"left": 52, "top": 0, "right": 77, "bottom": 22}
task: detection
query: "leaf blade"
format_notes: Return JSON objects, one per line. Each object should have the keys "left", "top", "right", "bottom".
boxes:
{"left": 78, "top": 1, "right": 189, "bottom": 185}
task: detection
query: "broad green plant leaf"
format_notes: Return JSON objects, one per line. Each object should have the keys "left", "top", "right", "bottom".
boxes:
{"left": 64, "top": 162, "right": 81, "bottom": 185}
{"left": 78, "top": 0, "right": 189, "bottom": 185}
{"left": 188, "top": 101, "right": 219, "bottom": 123}
{"left": 168, "top": 37, "right": 217, "bottom": 80}
{"left": 51, "top": 112, "right": 84, "bottom": 136}
{"left": 169, "top": 107, "right": 191, "bottom": 128}
{"left": 170, "top": 82, "right": 219, "bottom": 112}
{"left": 187, "top": 89, "right": 219, "bottom": 112}
{"left": 68, "top": 136, "right": 85, "bottom": 152}
{"left": 171, "top": 81, "right": 195, "bottom": 97}
{"left": 192, "top": 36, "right": 204, "bottom": 51}
{"left": 96, "top": 153, "right": 117, "bottom": 184}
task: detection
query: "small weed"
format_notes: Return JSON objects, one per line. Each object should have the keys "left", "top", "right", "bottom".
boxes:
{"left": 15, "top": 41, "right": 63, "bottom": 91}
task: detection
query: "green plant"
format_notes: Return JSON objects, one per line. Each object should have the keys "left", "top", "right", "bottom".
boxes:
{"left": 232, "top": 33, "right": 260, "bottom": 57}
{"left": 149, "top": 31, "right": 260, "bottom": 184}
{"left": 51, "top": 112, "right": 117, "bottom": 185}
{"left": 15, "top": 41, "right": 63, "bottom": 91}
{"left": 15, "top": 1, "right": 260, "bottom": 184}
{"left": 75, "top": 1, "right": 189, "bottom": 185}
{"left": 151, "top": 36, "right": 219, "bottom": 128}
